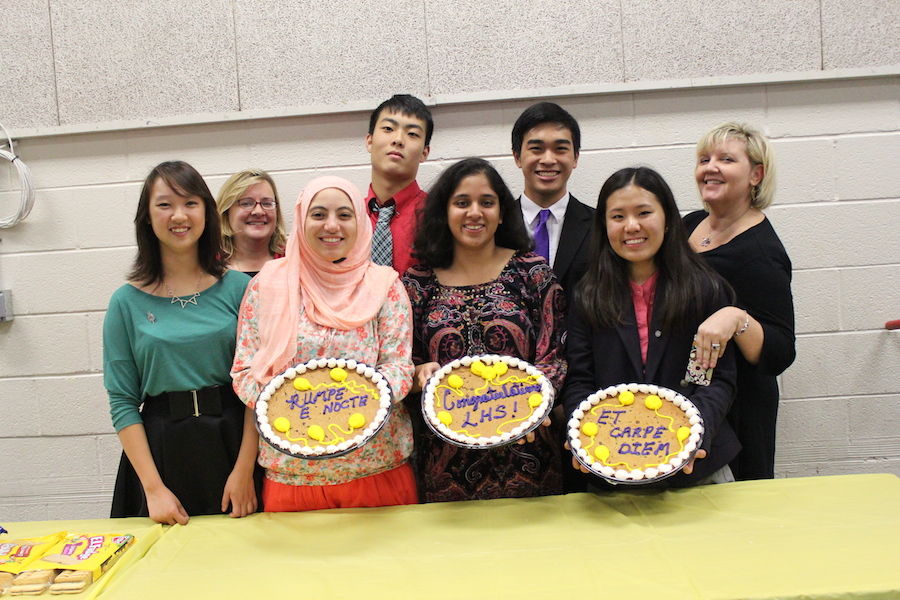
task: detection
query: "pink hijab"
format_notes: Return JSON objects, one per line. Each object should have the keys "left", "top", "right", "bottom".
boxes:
{"left": 250, "top": 176, "right": 398, "bottom": 383}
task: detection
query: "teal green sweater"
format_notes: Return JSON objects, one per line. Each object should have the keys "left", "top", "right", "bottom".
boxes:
{"left": 103, "top": 270, "right": 250, "bottom": 432}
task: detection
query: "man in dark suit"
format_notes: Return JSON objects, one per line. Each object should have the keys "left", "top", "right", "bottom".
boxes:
{"left": 513, "top": 103, "right": 595, "bottom": 492}
{"left": 512, "top": 102, "right": 594, "bottom": 300}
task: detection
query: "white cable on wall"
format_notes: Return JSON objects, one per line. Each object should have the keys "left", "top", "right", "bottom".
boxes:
{"left": 0, "top": 121, "right": 35, "bottom": 229}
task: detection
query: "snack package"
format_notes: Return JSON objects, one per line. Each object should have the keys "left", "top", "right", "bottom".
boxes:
{"left": 49, "top": 571, "right": 92, "bottom": 595}
{"left": 8, "top": 569, "right": 55, "bottom": 596}
{"left": 1, "top": 532, "right": 67, "bottom": 595}
{"left": 9, "top": 534, "right": 134, "bottom": 596}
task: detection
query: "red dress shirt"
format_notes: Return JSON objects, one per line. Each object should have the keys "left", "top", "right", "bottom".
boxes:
{"left": 366, "top": 180, "right": 426, "bottom": 276}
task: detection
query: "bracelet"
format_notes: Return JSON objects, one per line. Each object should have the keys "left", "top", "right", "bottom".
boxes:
{"left": 734, "top": 310, "right": 750, "bottom": 337}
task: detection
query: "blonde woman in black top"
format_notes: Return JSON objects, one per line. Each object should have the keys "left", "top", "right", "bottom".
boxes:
{"left": 685, "top": 122, "right": 796, "bottom": 480}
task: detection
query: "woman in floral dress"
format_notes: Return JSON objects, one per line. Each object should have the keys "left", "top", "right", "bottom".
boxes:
{"left": 403, "top": 158, "right": 566, "bottom": 502}
{"left": 231, "top": 176, "right": 416, "bottom": 511}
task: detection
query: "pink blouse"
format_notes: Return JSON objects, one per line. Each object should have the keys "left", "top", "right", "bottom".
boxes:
{"left": 628, "top": 272, "right": 658, "bottom": 368}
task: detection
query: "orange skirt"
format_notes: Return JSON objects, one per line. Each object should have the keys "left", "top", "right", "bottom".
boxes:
{"left": 262, "top": 462, "right": 418, "bottom": 512}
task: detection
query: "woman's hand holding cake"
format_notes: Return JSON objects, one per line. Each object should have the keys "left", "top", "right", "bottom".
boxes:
{"left": 562, "top": 167, "right": 740, "bottom": 486}
{"left": 412, "top": 362, "right": 441, "bottom": 393}
{"left": 403, "top": 158, "right": 567, "bottom": 502}
{"left": 231, "top": 176, "right": 418, "bottom": 512}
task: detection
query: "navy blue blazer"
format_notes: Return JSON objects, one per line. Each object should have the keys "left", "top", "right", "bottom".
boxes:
{"left": 562, "top": 278, "right": 740, "bottom": 486}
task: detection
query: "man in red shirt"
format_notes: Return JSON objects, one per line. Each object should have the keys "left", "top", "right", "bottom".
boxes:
{"left": 365, "top": 95, "right": 433, "bottom": 275}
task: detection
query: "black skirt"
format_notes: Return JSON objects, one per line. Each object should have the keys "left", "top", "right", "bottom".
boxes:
{"left": 111, "top": 386, "right": 263, "bottom": 518}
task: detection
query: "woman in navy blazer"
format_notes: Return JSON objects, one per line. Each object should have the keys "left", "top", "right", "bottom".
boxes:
{"left": 562, "top": 167, "right": 740, "bottom": 486}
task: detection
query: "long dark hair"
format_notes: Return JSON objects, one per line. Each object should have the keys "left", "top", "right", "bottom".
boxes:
{"left": 413, "top": 158, "right": 533, "bottom": 269}
{"left": 575, "top": 166, "right": 728, "bottom": 331}
{"left": 128, "top": 161, "right": 227, "bottom": 285}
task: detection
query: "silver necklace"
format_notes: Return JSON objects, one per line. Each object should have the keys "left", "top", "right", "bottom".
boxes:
{"left": 701, "top": 207, "right": 751, "bottom": 247}
{"left": 164, "top": 270, "right": 202, "bottom": 308}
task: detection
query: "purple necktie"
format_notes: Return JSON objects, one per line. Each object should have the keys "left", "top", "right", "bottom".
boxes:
{"left": 534, "top": 209, "right": 551, "bottom": 262}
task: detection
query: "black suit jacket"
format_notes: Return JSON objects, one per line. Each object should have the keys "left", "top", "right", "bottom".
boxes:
{"left": 519, "top": 195, "right": 595, "bottom": 303}
{"left": 553, "top": 196, "right": 594, "bottom": 300}
{"left": 561, "top": 279, "right": 740, "bottom": 486}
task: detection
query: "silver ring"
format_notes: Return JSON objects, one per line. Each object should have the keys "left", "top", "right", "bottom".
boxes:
{"left": 711, "top": 343, "right": 721, "bottom": 350}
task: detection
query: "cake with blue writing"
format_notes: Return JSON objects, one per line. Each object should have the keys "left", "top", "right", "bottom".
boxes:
{"left": 255, "top": 358, "right": 392, "bottom": 458}
{"left": 568, "top": 383, "right": 703, "bottom": 483}
{"left": 422, "top": 355, "right": 553, "bottom": 448}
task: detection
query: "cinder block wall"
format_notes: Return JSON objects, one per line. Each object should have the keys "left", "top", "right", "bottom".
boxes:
{"left": 1, "top": 0, "right": 898, "bottom": 520}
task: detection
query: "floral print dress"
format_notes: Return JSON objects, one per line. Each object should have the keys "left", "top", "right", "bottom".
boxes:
{"left": 231, "top": 277, "right": 415, "bottom": 486}
{"left": 402, "top": 252, "right": 567, "bottom": 502}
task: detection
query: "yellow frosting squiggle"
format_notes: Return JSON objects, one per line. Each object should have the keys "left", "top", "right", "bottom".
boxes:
{"left": 435, "top": 371, "right": 541, "bottom": 435}
{"left": 280, "top": 418, "right": 365, "bottom": 446}
{"left": 277, "top": 376, "right": 376, "bottom": 445}
{"left": 584, "top": 401, "right": 685, "bottom": 469}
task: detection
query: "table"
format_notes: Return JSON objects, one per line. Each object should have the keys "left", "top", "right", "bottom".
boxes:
{"left": 4, "top": 474, "right": 899, "bottom": 599}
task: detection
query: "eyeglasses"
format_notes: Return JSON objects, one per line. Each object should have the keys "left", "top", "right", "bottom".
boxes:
{"left": 237, "top": 199, "right": 277, "bottom": 210}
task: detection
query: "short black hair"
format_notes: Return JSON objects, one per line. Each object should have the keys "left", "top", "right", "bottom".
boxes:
{"left": 511, "top": 102, "right": 581, "bottom": 157}
{"left": 368, "top": 94, "right": 434, "bottom": 146}
{"left": 413, "top": 158, "right": 533, "bottom": 269}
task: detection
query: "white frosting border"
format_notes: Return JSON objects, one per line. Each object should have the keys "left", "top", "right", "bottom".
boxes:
{"left": 567, "top": 383, "right": 705, "bottom": 483}
{"left": 422, "top": 354, "right": 553, "bottom": 448}
{"left": 255, "top": 358, "right": 392, "bottom": 458}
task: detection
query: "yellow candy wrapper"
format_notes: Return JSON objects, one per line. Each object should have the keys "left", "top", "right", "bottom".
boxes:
{"left": 5, "top": 534, "right": 135, "bottom": 596}
{"left": 27, "top": 534, "right": 135, "bottom": 585}
{"left": 0, "top": 533, "right": 66, "bottom": 576}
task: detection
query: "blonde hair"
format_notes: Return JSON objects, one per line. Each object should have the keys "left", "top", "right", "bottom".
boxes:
{"left": 216, "top": 169, "right": 287, "bottom": 259}
{"left": 696, "top": 122, "right": 776, "bottom": 209}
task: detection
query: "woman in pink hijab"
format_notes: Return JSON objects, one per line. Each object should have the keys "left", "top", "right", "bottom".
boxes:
{"left": 231, "top": 176, "right": 417, "bottom": 511}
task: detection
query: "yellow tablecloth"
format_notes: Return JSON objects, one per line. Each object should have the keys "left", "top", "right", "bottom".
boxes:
{"left": 4, "top": 474, "right": 899, "bottom": 599}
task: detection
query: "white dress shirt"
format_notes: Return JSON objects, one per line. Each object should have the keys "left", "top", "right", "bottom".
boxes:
{"left": 519, "top": 192, "right": 570, "bottom": 269}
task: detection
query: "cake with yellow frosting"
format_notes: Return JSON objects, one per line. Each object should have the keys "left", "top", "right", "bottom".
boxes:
{"left": 568, "top": 383, "right": 703, "bottom": 483}
{"left": 422, "top": 355, "right": 553, "bottom": 448}
{"left": 256, "top": 358, "right": 392, "bottom": 458}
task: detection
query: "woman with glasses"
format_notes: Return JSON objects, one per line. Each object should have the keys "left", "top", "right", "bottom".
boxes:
{"left": 216, "top": 169, "right": 287, "bottom": 277}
